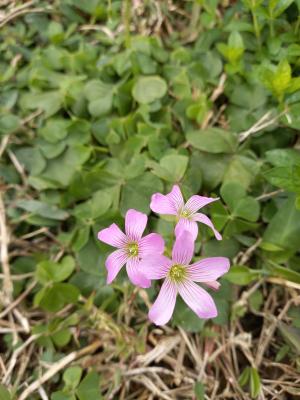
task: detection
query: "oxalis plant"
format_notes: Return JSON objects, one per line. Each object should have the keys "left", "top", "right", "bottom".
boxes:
{"left": 98, "top": 185, "right": 230, "bottom": 325}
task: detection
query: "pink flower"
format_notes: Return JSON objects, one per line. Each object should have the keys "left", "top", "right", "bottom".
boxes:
{"left": 97, "top": 209, "right": 164, "bottom": 288}
{"left": 150, "top": 185, "right": 222, "bottom": 241}
{"left": 141, "top": 231, "right": 230, "bottom": 325}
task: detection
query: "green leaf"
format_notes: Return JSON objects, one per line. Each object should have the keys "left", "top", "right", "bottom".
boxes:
{"left": 266, "top": 149, "right": 300, "bottom": 167}
{"left": 268, "top": 264, "right": 300, "bottom": 284}
{"left": 16, "top": 200, "right": 69, "bottom": 220}
{"left": 249, "top": 368, "right": 261, "bottom": 398}
{"left": 263, "top": 196, "right": 300, "bottom": 251}
{"left": 15, "top": 147, "right": 46, "bottom": 175}
{"left": 0, "top": 385, "right": 11, "bottom": 400}
{"left": 260, "top": 60, "right": 291, "bottom": 99}
{"left": 73, "top": 189, "right": 112, "bottom": 220}
{"left": 120, "top": 172, "right": 163, "bottom": 214}
{"left": 264, "top": 166, "right": 300, "bottom": 193}
{"left": 63, "top": 366, "right": 83, "bottom": 390}
{"left": 278, "top": 321, "right": 300, "bottom": 355}
{"left": 84, "top": 80, "right": 114, "bottom": 117}
{"left": 34, "top": 283, "right": 80, "bottom": 312}
{"left": 172, "top": 297, "right": 205, "bottom": 332}
{"left": 273, "top": 0, "right": 294, "bottom": 17}
{"left": 186, "top": 128, "right": 237, "bottom": 154}
{"left": 223, "top": 155, "right": 259, "bottom": 189}
{"left": 36, "top": 256, "right": 75, "bottom": 284}
{"left": 150, "top": 154, "right": 188, "bottom": 182}
{"left": 232, "top": 197, "right": 260, "bottom": 222}
{"left": 39, "top": 139, "right": 66, "bottom": 159}
{"left": 239, "top": 367, "right": 250, "bottom": 387}
{"left": 52, "top": 328, "right": 72, "bottom": 348}
{"left": 39, "top": 118, "right": 70, "bottom": 143}
{"left": 225, "top": 265, "right": 260, "bottom": 285}
{"left": 221, "top": 182, "right": 246, "bottom": 210}
{"left": 0, "top": 114, "right": 21, "bottom": 135}
{"left": 218, "top": 31, "right": 244, "bottom": 64}
{"left": 132, "top": 76, "right": 167, "bottom": 104}
{"left": 249, "top": 290, "right": 263, "bottom": 311}
{"left": 194, "top": 382, "right": 205, "bottom": 400}
{"left": 42, "top": 145, "right": 91, "bottom": 187}
{"left": 203, "top": 238, "right": 240, "bottom": 258}
{"left": 221, "top": 182, "right": 260, "bottom": 221}
{"left": 76, "top": 371, "right": 102, "bottom": 400}
{"left": 72, "top": 226, "right": 90, "bottom": 252}
{"left": 51, "top": 392, "right": 75, "bottom": 400}
{"left": 196, "top": 152, "right": 231, "bottom": 190}
{"left": 20, "top": 91, "right": 62, "bottom": 117}
{"left": 282, "top": 103, "right": 300, "bottom": 129}
{"left": 77, "top": 237, "right": 104, "bottom": 277}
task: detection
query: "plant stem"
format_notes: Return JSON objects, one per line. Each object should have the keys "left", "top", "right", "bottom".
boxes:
{"left": 251, "top": 8, "right": 261, "bottom": 48}
{"left": 269, "top": 16, "right": 274, "bottom": 37}
{"left": 295, "top": 16, "right": 300, "bottom": 35}
{"left": 123, "top": 0, "right": 131, "bottom": 48}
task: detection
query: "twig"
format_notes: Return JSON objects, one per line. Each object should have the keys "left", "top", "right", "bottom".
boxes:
{"left": 0, "top": 135, "right": 10, "bottom": 159}
{"left": 131, "top": 376, "right": 173, "bottom": 400}
{"left": 238, "top": 110, "right": 286, "bottom": 143}
{"left": 0, "top": 191, "right": 13, "bottom": 301}
{"left": 3, "top": 334, "right": 41, "bottom": 384}
{"left": 174, "top": 339, "right": 185, "bottom": 385}
{"left": 0, "top": 280, "right": 36, "bottom": 319}
{"left": 0, "top": 109, "right": 42, "bottom": 159}
{"left": 0, "top": 6, "right": 52, "bottom": 28}
{"left": 256, "top": 189, "right": 284, "bottom": 201}
{"left": 18, "top": 340, "right": 102, "bottom": 400}
{"left": 12, "top": 308, "right": 30, "bottom": 333}
{"left": 201, "top": 74, "right": 227, "bottom": 129}
{"left": 79, "top": 24, "right": 115, "bottom": 38}
{"left": 237, "top": 238, "right": 262, "bottom": 265}
{"left": 178, "top": 327, "right": 201, "bottom": 368}
{"left": 21, "top": 109, "right": 43, "bottom": 125}
{"left": 266, "top": 277, "right": 300, "bottom": 291}
{"left": 0, "top": 272, "right": 34, "bottom": 281}
{"left": 13, "top": 343, "right": 35, "bottom": 391}
{"left": 136, "top": 335, "right": 181, "bottom": 366}
{"left": 38, "top": 386, "right": 49, "bottom": 400}
{"left": 210, "top": 73, "right": 227, "bottom": 102}
{"left": 8, "top": 149, "right": 27, "bottom": 186}
{"left": 255, "top": 296, "right": 300, "bottom": 367}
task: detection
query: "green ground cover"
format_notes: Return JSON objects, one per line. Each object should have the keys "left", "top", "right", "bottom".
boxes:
{"left": 1, "top": 0, "right": 300, "bottom": 398}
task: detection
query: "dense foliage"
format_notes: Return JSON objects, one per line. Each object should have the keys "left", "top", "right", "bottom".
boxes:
{"left": 1, "top": 0, "right": 300, "bottom": 398}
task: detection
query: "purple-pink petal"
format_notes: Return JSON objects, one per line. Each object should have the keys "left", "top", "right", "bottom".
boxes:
{"left": 172, "top": 230, "right": 194, "bottom": 265}
{"left": 185, "top": 195, "right": 219, "bottom": 214}
{"left": 193, "top": 212, "right": 222, "bottom": 240}
{"left": 205, "top": 281, "right": 221, "bottom": 290}
{"left": 175, "top": 218, "right": 198, "bottom": 241}
{"left": 150, "top": 185, "right": 184, "bottom": 216}
{"left": 105, "top": 249, "right": 128, "bottom": 284}
{"left": 187, "top": 257, "right": 230, "bottom": 282}
{"left": 178, "top": 280, "right": 218, "bottom": 319}
{"left": 148, "top": 278, "right": 177, "bottom": 325}
{"left": 126, "top": 257, "right": 151, "bottom": 288}
{"left": 138, "top": 233, "right": 165, "bottom": 257}
{"left": 98, "top": 223, "right": 128, "bottom": 248}
{"left": 125, "top": 209, "right": 147, "bottom": 241}
{"left": 140, "top": 255, "right": 172, "bottom": 280}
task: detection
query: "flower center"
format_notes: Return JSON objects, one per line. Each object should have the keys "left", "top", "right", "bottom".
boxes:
{"left": 168, "top": 264, "right": 187, "bottom": 283}
{"left": 180, "top": 208, "right": 191, "bottom": 219}
{"left": 127, "top": 242, "right": 139, "bottom": 257}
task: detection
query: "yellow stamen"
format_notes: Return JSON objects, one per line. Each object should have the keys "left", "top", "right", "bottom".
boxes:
{"left": 168, "top": 264, "right": 187, "bottom": 283}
